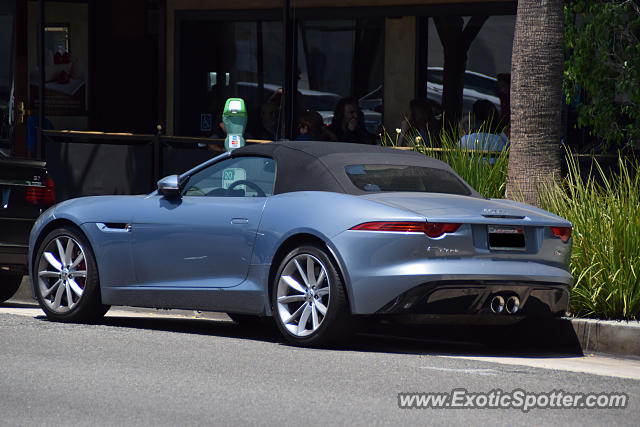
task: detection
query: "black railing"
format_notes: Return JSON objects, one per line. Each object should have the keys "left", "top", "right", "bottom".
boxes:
{"left": 41, "top": 129, "right": 270, "bottom": 201}
{"left": 39, "top": 129, "right": 638, "bottom": 202}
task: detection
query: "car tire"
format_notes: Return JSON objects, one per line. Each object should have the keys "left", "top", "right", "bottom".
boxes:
{"left": 0, "top": 273, "right": 23, "bottom": 303}
{"left": 271, "top": 244, "right": 351, "bottom": 347}
{"left": 34, "top": 226, "right": 110, "bottom": 322}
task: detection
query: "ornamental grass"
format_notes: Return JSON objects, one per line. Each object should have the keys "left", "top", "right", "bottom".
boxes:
{"left": 540, "top": 151, "right": 640, "bottom": 320}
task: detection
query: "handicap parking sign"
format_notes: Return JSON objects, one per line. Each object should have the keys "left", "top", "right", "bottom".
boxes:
{"left": 200, "top": 113, "right": 212, "bottom": 132}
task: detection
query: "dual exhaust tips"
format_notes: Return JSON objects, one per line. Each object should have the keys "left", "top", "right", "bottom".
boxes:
{"left": 490, "top": 295, "right": 520, "bottom": 314}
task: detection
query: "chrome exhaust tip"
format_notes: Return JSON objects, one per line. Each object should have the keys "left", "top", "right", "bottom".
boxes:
{"left": 505, "top": 296, "right": 520, "bottom": 314}
{"left": 490, "top": 295, "right": 505, "bottom": 314}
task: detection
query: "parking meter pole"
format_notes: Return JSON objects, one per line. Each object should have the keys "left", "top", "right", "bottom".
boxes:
{"left": 222, "top": 98, "right": 247, "bottom": 151}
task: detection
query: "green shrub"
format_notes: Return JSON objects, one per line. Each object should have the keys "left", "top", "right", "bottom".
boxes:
{"left": 540, "top": 151, "right": 640, "bottom": 320}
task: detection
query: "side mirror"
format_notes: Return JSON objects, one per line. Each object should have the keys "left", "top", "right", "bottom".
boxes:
{"left": 157, "top": 175, "right": 181, "bottom": 197}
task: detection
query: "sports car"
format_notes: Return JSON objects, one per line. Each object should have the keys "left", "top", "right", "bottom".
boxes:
{"left": 28, "top": 141, "right": 572, "bottom": 346}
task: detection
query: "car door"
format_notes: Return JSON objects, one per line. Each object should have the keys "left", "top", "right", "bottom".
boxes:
{"left": 130, "top": 155, "right": 276, "bottom": 288}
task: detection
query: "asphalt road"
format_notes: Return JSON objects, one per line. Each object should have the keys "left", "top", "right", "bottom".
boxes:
{"left": 1, "top": 302, "right": 639, "bottom": 426}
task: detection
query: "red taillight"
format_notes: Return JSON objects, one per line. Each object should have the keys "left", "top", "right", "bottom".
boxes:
{"left": 25, "top": 177, "right": 56, "bottom": 206}
{"left": 550, "top": 226, "right": 572, "bottom": 243}
{"left": 350, "top": 221, "right": 426, "bottom": 232}
{"left": 350, "top": 221, "right": 461, "bottom": 238}
{"left": 424, "top": 222, "right": 461, "bottom": 238}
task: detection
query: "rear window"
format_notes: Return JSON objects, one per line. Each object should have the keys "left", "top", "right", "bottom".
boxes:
{"left": 345, "top": 164, "right": 471, "bottom": 195}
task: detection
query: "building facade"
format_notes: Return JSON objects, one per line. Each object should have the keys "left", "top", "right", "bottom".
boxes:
{"left": 1, "top": 0, "right": 516, "bottom": 195}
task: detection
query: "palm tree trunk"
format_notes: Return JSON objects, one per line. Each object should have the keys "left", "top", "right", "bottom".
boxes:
{"left": 506, "top": 0, "right": 564, "bottom": 206}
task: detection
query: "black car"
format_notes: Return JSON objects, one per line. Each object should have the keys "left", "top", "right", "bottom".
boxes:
{"left": 0, "top": 156, "right": 55, "bottom": 302}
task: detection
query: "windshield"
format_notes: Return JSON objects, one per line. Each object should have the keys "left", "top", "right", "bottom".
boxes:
{"left": 345, "top": 164, "right": 471, "bottom": 195}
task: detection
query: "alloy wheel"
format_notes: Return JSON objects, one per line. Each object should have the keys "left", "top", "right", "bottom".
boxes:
{"left": 276, "top": 253, "right": 331, "bottom": 337}
{"left": 37, "top": 235, "right": 87, "bottom": 313}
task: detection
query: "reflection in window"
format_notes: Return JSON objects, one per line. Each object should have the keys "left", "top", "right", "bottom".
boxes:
{"left": 32, "top": 22, "right": 86, "bottom": 119}
{"left": 426, "top": 15, "right": 515, "bottom": 123}
{"left": 0, "top": 14, "right": 14, "bottom": 141}
{"left": 179, "top": 20, "right": 283, "bottom": 138}
{"left": 45, "top": 25, "right": 70, "bottom": 57}
{"left": 297, "top": 19, "right": 384, "bottom": 135}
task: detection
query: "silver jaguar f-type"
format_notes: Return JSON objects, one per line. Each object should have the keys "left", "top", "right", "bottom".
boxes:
{"left": 29, "top": 141, "right": 572, "bottom": 346}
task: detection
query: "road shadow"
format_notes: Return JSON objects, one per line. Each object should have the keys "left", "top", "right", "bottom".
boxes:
{"left": 96, "top": 315, "right": 585, "bottom": 358}
{"left": 348, "top": 318, "right": 584, "bottom": 358}
{"left": 97, "top": 315, "right": 283, "bottom": 343}
{"left": 5, "top": 301, "right": 583, "bottom": 358}
{"left": 0, "top": 300, "right": 40, "bottom": 309}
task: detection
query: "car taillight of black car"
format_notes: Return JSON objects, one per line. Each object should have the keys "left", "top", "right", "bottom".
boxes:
{"left": 25, "top": 177, "right": 56, "bottom": 206}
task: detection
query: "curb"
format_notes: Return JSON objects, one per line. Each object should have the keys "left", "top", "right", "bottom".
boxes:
{"left": 568, "top": 317, "right": 640, "bottom": 357}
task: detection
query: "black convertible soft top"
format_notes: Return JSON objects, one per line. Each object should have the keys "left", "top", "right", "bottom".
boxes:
{"left": 230, "top": 140, "right": 478, "bottom": 196}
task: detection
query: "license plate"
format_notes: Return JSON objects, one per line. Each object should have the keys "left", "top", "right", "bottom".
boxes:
{"left": 488, "top": 225, "right": 525, "bottom": 251}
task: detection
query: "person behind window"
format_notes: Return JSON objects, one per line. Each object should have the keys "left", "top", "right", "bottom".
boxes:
{"left": 458, "top": 99, "right": 509, "bottom": 162}
{"left": 249, "top": 98, "right": 279, "bottom": 141}
{"left": 296, "top": 109, "right": 335, "bottom": 141}
{"left": 248, "top": 88, "right": 305, "bottom": 141}
{"left": 399, "top": 98, "right": 437, "bottom": 147}
{"left": 329, "top": 97, "right": 374, "bottom": 144}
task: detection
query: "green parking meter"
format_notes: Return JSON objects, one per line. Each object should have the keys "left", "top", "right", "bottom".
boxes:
{"left": 222, "top": 98, "right": 247, "bottom": 151}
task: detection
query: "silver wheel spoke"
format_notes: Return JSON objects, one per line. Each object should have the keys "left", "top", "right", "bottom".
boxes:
{"left": 293, "top": 259, "right": 310, "bottom": 287}
{"left": 316, "top": 270, "right": 325, "bottom": 287}
{"left": 64, "top": 238, "right": 74, "bottom": 267}
{"left": 70, "top": 252, "right": 85, "bottom": 269}
{"left": 306, "top": 256, "right": 316, "bottom": 285}
{"left": 55, "top": 238, "right": 67, "bottom": 266}
{"left": 52, "top": 282, "right": 65, "bottom": 309}
{"left": 281, "top": 275, "right": 305, "bottom": 294}
{"left": 311, "top": 303, "right": 319, "bottom": 330}
{"left": 297, "top": 304, "right": 312, "bottom": 335}
{"left": 42, "top": 279, "right": 62, "bottom": 298}
{"left": 73, "top": 270, "right": 87, "bottom": 278}
{"left": 315, "top": 300, "right": 327, "bottom": 316}
{"left": 38, "top": 270, "right": 60, "bottom": 278}
{"left": 316, "top": 286, "right": 329, "bottom": 296}
{"left": 44, "top": 252, "right": 63, "bottom": 271}
{"left": 68, "top": 279, "right": 84, "bottom": 297}
{"left": 284, "top": 303, "right": 306, "bottom": 325}
{"left": 66, "top": 282, "right": 74, "bottom": 307}
{"left": 277, "top": 294, "right": 305, "bottom": 304}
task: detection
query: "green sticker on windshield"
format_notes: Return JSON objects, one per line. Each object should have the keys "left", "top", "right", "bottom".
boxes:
{"left": 222, "top": 168, "right": 247, "bottom": 189}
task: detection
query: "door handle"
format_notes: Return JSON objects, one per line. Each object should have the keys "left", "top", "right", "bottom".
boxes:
{"left": 230, "top": 218, "right": 249, "bottom": 224}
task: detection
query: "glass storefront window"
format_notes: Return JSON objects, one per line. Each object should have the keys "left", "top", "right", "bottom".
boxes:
{"left": 0, "top": 13, "right": 13, "bottom": 147}
{"left": 427, "top": 15, "right": 516, "bottom": 127}
{"left": 297, "top": 19, "right": 384, "bottom": 141}
{"left": 178, "top": 20, "right": 283, "bottom": 139}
